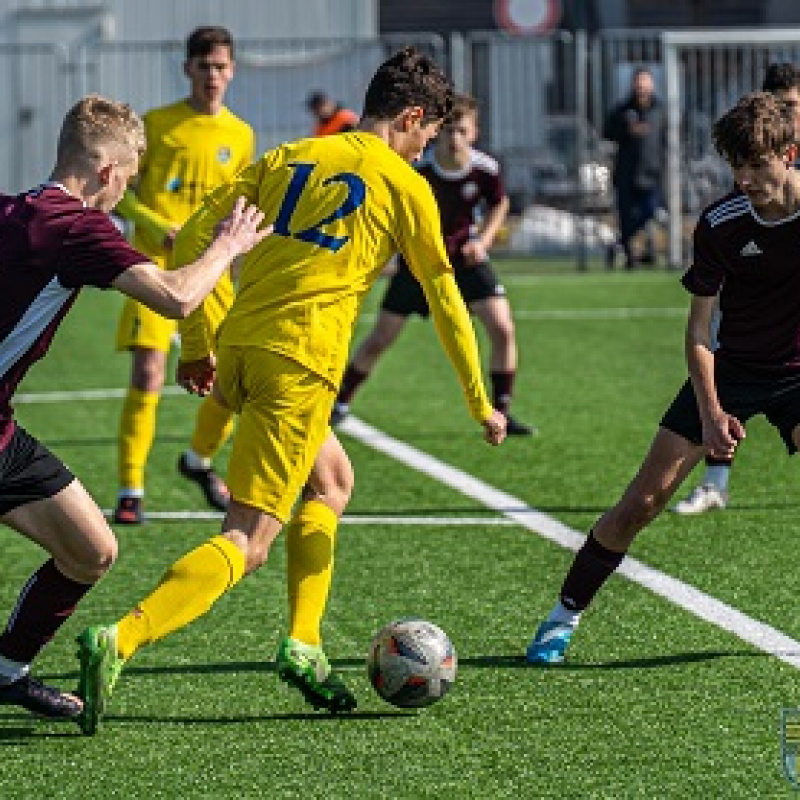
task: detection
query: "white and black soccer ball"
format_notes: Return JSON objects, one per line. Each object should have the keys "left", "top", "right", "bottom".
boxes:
{"left": 366, "top": 618, "right": 457, "bottom": 708}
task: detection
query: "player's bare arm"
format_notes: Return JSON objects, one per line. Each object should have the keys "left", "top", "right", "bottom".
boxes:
{"left": 462, "top": 195, "right": 510, "bottom": 265}
{"left": 685, "top": 294, "right": 745, "bottom": 457}
{"left": 112, "top": 197, "right": 270, "bottom": 319}
{"left": 419, "top": 270, "right": 506, "bottom": 444}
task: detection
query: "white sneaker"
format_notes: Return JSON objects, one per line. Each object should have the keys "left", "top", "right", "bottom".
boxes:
{"left": 672, "top": 483, "right": 728, "bottom": 514}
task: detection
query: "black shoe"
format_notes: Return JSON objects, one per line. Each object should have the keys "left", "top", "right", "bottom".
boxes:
{"left": 178, "top": 454, "right": 230, "bottom": 511}
{"left": 0, "top": 674, "right": 82, "bottom": 720}
{"left": 605, "top": 244, "right": 618, "bottom": 270}
{"left": 112, "top": 496, "right": 143, "bottom": 525}
{"left": 330, "top": 402, "right": 349, "bottom": 426}
{"left": 505, "top": 415, "right": 537, "bottom": 436}
{"left": 639, "top": 251, "right": 656, "bottom": 266}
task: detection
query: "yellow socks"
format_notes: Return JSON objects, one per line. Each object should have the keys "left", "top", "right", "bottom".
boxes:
{"left": 116, "top": 535, "right": 245, "bottom": 661}
{"left": 286, "top": 500, "right": 338, "bottom": 647}
{"left": 190, "top": 393, "right": 235, "bottom": 461}
{"left": 118, "top": 387, "right": 159, "bottom": 493}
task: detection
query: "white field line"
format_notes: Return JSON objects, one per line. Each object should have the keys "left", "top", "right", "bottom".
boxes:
{"left": 512, "top": 307, "right": 686, "bottom": 320}
{"left": 98, "top": 509, "right": 514, "bottom": 526}
{"left": 14, "top": 305, "right": 682, "bottom": 405}
{"left": 338, "top": 415, "right": 800, "bottom": 669}
{"left": 15, "top": 385, "right": 185, "bottom": 404}
{"left": 18, "top": 384, "right": 800, "bottom": 666}
{"left": 354, "top": 307, "right": 686, "bottom": 324}
{"left": 499, "top": 273, "right": 680, "bottom": 286}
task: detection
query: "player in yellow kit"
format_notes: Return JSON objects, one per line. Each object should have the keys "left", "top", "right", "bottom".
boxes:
{"left": 77, "top": 46, "right": 506, "bottom": 734}
{"left": 113, "top": 26, "right": 255, "bottom": 524}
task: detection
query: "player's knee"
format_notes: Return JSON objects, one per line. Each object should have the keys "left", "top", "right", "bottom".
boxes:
{"left": 332, "top": 468, "right": 354, "bottom": 514}
{"left": 331, "top": 452, "right": 355, "bottom": 512}
{"left": 493, "top": 320, "right": 515, "bottom": 346}
{"left": 67, "top": 529, "right": 118, "bottom": 583}
{"left": 131, "top": 349, "right": 166, "bottom": 392}
{"left": 618, "top": 492, "right": 664, "bottom": 531}
{"left": 303, "top": 460, "right": 354, "bottom": 516}
{"left": 307, "top": 471, "right": 353, "bottom": 516}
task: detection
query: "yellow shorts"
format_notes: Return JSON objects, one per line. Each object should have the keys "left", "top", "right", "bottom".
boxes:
{"left": 116, "top": 298, "right": 176, "bottom": 353}
{"left": 115, "top": 272, "right": 235, "bottom": 354}
{"left": 216, "top": 345, "right": 335, "bottom": 521}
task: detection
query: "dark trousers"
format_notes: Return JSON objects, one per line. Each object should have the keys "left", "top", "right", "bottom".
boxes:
{"left": 615, "top": 182, "right": 660, "bottom": 265}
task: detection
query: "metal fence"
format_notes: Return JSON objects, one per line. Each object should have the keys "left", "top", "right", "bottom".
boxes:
{"left": 662, "top": 29, "right": 800, "bottom": 264}
{"left": 4, "top": 30, "right": 800, "bottom": 266}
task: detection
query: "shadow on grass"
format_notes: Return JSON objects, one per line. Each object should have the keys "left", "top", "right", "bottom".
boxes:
{"left": 0, "top": 720, "right": 85, "bottom": 742}
{"left": 0, "top": 708, "right": 410, "bottom": 741}
{"left": 44, "top": 648, "right": 762, "bottom": 686}
{"left": 105, "top": 709, "right": 410, "bottom": 726}
{"left": 0, "top": 649, "right": 765, "bottom": 740}
{"left": 542, "top": 650, "right": 764, "bottom": 669}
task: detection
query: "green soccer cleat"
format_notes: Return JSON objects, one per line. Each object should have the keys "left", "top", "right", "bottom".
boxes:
{"left": 75, "top": 624, "right": 125, "bottom": 735}
{"left": 276, "top": 637, "right": 357, "bottom": 714}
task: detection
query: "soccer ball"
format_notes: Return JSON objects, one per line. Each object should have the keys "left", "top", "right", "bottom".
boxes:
{"left": 366, "top": 618, "right": 457, "bottom": 708}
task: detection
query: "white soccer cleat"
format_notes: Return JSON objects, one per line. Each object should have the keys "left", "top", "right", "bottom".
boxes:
{"left": 671, "top": 483, "right": 728, "bottom": 515}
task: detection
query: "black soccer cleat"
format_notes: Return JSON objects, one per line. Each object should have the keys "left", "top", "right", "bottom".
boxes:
{"left": 505, "top": 415, "right": 538, "bottom": 436}
{"left": 112, "top": 496, "right": 144, "bottom": 525}
{"left": 0, "top": 674, "right": 82, "bottom": 720}
{"left": 177, "top": 453, "right": 230, "bottom": 511}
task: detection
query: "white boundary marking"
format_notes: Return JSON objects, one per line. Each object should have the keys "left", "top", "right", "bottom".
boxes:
{"left": 355, "top": 307, "right": 687, "bottom": 325}
{"left": 18, "top": 384, "right": 800, "bottom": 665}
{"left": 338, "top": 416, "right": 800, "bottom": 668}
{"left": 99, "top": 509, "right": 514, "bottom": 526}
{"left": 512, "top": 307, "right": 686, "bottom": 321}
{"left": 15, "top": 385, "right": 185, "bottom": 404}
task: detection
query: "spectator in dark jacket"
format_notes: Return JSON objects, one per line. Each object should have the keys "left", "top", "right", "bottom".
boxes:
{"left": 603, "top": 67, "right": 666, "bottom": 269}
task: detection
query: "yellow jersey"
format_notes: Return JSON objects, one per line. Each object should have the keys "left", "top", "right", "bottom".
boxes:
{"left": 117, "top": 100, "right": 255, "bottom": 261}
{"left": 174, "top": 131, "right": 493, "bottom": 423}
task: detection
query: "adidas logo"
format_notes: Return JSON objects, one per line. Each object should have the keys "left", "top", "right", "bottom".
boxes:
{"left": 740, "top": 240, "right": 763, "bottom": 256}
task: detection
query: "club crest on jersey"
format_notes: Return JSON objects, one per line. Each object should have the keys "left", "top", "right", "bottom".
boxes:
{"left": 781, "top": 708, "right": 800, "bottom": 788}
{"left": 217, "top": 147, "right": 232, "bottom": 164}
{"left": 461, "top": 181, "right": 479, "bottom": 201}
{"left": 167, "top": 176, "right": 182, "bottom": 192}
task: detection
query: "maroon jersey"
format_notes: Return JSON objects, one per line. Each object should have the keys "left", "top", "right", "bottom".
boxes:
{"left": 418, "top": 149, "right": 506, "bottom": 268}
{"left": 683, "top": 189, "right": 800, "bottom": 371}
{"left": 0, "top": 183, "right": 145, "bottom": 447}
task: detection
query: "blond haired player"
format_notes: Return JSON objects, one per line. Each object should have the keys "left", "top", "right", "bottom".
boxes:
{"left": 0, "top": 95, "right": 266, "bottom": 724}
{"left": 114, "top": 26, "right": 254, "bottom": 523}
{"left": 78, "top": 46, "right": 506, "bottom": 734}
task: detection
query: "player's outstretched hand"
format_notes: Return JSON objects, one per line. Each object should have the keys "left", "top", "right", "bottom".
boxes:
{"left": 177, "top": 355, "right": 216, "bottom": 396}
{"left": 214, "top": 196, "right": 272, "bottom": 258}
{"left": 483, "top": 409, "right": 507, "bottom": 445}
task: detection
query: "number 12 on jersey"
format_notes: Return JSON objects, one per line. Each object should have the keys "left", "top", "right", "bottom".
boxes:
{"left": 274, "top": 161, "right": 366, "bottom": 253}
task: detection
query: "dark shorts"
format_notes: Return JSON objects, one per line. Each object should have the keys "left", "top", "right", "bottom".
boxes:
{"left": 380, "top": 261, "right": 506, "bottom": 318}
{"left": 660, "top": 357, "right": 800, "bottom": 454}
{"left": 0, "top": 424, "right": 74, "bottom": 514}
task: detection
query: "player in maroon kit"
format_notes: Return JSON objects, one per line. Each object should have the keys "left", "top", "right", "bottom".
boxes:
{"left": 0, "top": 95, "right": 267, "bottom": 721}
{"left": 332, "top": 93, "right": 534, "bottom": 435}
{"left": 528, "top": 91, "right": 800, "bottom": 664}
